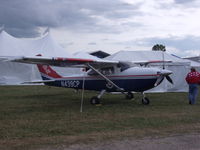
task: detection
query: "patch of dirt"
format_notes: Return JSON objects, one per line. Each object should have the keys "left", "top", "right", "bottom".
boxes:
{"left": 42, "top": 133, "right": 200, "bottom": 150}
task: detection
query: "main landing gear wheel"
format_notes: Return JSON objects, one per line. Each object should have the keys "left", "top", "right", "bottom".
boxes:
{"left": 142, "top": 97, "right": 150, "bottom": 105}
{"left": 126, "top": 92, "right": 134, "bottom": 99}
{"left": 90, "top": 96, "right": 100, "bottom": 105}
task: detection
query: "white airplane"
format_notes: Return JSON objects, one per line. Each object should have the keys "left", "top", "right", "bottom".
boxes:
{"left": 1, "top": 55, "right": 173, "bottom": 105}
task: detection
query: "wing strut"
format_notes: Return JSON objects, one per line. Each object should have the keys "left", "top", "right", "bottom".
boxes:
{"left": 87, "top": 64, "right": 127, "bottom": 95}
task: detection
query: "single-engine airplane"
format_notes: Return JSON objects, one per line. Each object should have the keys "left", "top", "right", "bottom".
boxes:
{"left": 1, "top": 55, "right": 173, "bottom": 105}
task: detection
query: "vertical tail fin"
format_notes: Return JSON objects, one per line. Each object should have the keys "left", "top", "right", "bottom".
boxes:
{"left": 37, "top": 64, "right": 62, "bottom": 80}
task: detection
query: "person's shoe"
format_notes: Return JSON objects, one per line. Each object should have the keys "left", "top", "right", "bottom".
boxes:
{"left": 189, "top": 101, "right": 191, "bottom": 104}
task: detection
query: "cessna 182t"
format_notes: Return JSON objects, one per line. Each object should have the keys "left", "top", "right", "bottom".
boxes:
{"left": 1, "top": 55, "right": 173, "bottom": 105}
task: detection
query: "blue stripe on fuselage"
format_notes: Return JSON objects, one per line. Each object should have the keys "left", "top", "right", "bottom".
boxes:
{"left": 41, "top": 75, "right": 157, "bottom": 92}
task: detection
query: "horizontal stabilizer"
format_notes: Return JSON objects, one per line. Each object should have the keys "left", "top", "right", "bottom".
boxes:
{"left": 0, "top": 56, "right": 24, "bottom": 62}
{"left": 22, "top": 80, "right": 55, "bottom": 84}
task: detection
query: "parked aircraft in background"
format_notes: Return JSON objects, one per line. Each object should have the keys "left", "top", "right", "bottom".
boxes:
{"left": 1, "top": 55, "right": 173, "bottom": 105}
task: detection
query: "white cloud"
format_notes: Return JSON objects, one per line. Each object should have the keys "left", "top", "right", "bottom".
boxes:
{"left": 0, "top": 0, "right": 200, "bottom": 56}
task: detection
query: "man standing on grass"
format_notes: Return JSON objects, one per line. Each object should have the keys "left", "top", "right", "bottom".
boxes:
{"left": 185, "top": 67, "right": 200, "bottom": 105}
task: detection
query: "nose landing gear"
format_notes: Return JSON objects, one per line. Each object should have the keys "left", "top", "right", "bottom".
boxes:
{"left": 141, "top": 92, "right": 150, "bottom": 105}
{"left": 125, "top": 91, "right": 150, "bottom": 105}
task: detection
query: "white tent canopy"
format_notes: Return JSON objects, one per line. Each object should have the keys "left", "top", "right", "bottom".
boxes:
{"left": 0, "top": 30, "right": 71, "bottom": 57}
{"left": 105, "top": 50, "right": 200, "bottom": 93}
{"left": 0, "top": 30, "right": 78, "bottom": 85}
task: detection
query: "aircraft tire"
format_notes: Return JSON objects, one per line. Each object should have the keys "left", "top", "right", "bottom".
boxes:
{"left": 126, "top": 92, "right": 134, "bottom": 99}
{"left": 90, "top": 96, "right": 100, "bottom": 105}
{"left": 142, "top": 97, "right": 150, "bottom": 105}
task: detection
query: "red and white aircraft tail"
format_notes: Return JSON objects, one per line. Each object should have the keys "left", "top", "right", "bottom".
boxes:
{"left": 37, "top": 64, "right": 62, "bottom": 80}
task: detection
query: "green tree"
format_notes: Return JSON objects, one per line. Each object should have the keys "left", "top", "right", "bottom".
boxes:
{"left": 152, "top": 44, "right": 166, "bottom": 52}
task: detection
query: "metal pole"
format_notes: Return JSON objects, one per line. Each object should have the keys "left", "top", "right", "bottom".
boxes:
{"left": 80, "top": 72, "right": 85, "bottom": 113}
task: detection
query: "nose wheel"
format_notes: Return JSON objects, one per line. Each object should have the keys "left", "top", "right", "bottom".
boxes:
{"left": 142, "top": 97, "right": 150, "bottom": 105}
{"left": 141, "top": 92, "right": 150, "bottom": 105}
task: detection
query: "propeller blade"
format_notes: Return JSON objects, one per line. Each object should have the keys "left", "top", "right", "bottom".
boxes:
{"left": 154, "top": 75, "right": 164, "bottom": 87}
{"left": 166, "top": 75, "right": 173, "bottom": 84}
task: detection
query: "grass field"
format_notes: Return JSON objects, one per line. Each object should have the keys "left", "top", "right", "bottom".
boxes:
{"left": 0, "top": 85, "right": 200, "bottom": 150}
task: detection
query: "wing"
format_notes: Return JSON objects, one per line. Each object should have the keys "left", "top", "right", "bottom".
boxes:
{"left": 4, "top": 56, "right": 119, "bottom": 68}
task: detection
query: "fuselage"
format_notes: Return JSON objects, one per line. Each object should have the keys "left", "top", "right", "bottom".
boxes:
{"left": 42, "top": 67, "right": 168, "bottom": 92}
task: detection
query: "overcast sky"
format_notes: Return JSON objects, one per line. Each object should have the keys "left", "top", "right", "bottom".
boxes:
{"left": 0, "top": 0, "right": 200, "bottom": 57}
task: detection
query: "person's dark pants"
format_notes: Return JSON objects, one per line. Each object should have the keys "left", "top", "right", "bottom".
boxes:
{"left": 188, "top": 84, "right": 199, "bottom": 104}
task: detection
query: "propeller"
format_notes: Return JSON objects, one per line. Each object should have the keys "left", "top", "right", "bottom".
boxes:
{"left": 166, "top": 75, "right": 173, "bottom": 84}
{"left": 154, "top": 70, "right": 173, "bottom": 87}
{"left": 154, "top": 52, "right": 174, "bottom": 87}
{"left": 154, "top": 75, "right": 164, "bottom": 87}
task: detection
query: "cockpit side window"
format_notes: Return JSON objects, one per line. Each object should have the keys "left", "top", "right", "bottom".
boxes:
{"left": 101, "top": 67, "right": 114, "bottom": 75}
{"left": 88, "top": 67, "right": 114, "bottom": 75}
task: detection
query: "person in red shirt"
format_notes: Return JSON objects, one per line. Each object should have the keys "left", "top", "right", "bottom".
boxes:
{"left": 185, "top": 67, "right": 200, "bottom": 104}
